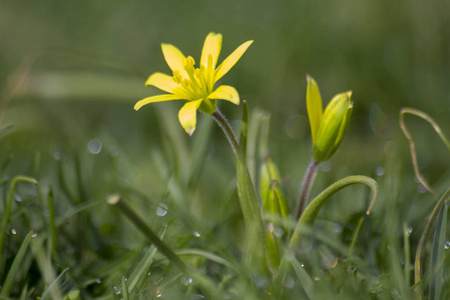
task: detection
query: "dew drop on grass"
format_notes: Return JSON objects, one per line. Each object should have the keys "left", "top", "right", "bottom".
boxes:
{"left": 376, "top": 167, "right": 385, "bottom": 176}
{"left": 96, "top": 279, "right": 101, "bottom": 283}
{"left": 320, "top": 161, "right": 332, "bottom": 172}
{"left": 124, "top": 277, "right": 128, "bottom": 282}
{"left": 333, "top": 224, "right": 342, "bottom": 233}
{"left": 406, "top": 227, "right": 413, "bottom": 234}
{"left": 301, "top": 263, "right": 305, "bottom": 268}
{"left": 444, "top": 242, "right": 450, "bottom": 249}
{"left": 182, "top": 276, "right": 193, "bottom": 285}
{"left": 193, "top": 231, "right": 201, "bottom": 238}
{"left": 155, "top": 289, "right": 162, "bottom": 298}
{"left": 54, "top": 151, "right": 62, "bottom": 160}
{"left": 32, "top": 232, "right": 37, "bottom": 238}
{"left": 313, "top": 276, "right": 321, "bottom": 281}
{"left": 14, "top": 193, "right": 22, "bottom": 202}
{"left": 273, "top": 226, "right": 285, "bottom": 238}
{"left": 156, "top": 204, "right": 168, "bottom": 216}
{"left": 283, "top": 276, "right": 295, "bottom": 289}
{"left": 384, "top": 141, "right": 397, "bottom": 157}
{"left": 113, "top": 286, "right": 121, "bottom": 294}
{"left": 417, "top": 183, "right": 427, "bottom": 194}
{"left": 11, "top": 229, "right": 16, "bottom": 235}
{"left": 88, "top": 139, "right": 102, "bottom": 154}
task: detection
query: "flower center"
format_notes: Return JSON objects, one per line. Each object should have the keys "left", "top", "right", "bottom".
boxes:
{"left": 172, "top": 56, "right": 214, "bottom": 100}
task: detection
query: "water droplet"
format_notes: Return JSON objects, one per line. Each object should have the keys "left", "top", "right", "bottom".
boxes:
{"left": 109, "top": 146, "right": 119, "bottom": 157}
{"left": 320, "top": 161, "right": 332, "bottom": 172}
{"left": 193, "top": 231, "right": 201, "bottom": 238}
{"left": 301, "top": 263, "right": 305, "bottom": 268}
{"left": 114, "top": 286, "right": 121, "bottom": 294}
{"left": 182, "top": 276, "right": 193, "bottom": 285}
{"left": 88, "top": 139, "right": 102, "bottom": 154}
{"left": 417, "top": 183, "right": 427, "bottom": 194}
{"left": 54, "top": 151, "right": 62, "bottom": 160}
{"left": 11, "top": 229, "right": 16, "bottom": 235}
{"left": 283, "top": 276, "right": 295, "bottom": 289}
{"left": 333, "top": 224, "right": 342, "bottom": 233}
{"left": 124, "top": 277, "right": 128, "bottom": 282}
{"left": 31, "top": 232, "right": 37, "bottom": 238}
{"left": 96, "top": 279, "right": 102, "bottom": 283}
{"left": 313, "top": 276, "right": 320, "bottom": 281}
{"left": 444, "top": 242, "right": 450, "bottom": 249}
{"left": 384, "top": 141, "right": 397, "bottom": 157}
{"left": 14, "top": 193, "right": 22, "bottom": 202}
{"left": 148, "top": 272, "right": 151, "bottom": 276}
{"left": 155, "top": 289, "right": 162, "bottom": 298}
{"left": 254, "top": 276, "right": 268, "bottom": 289}
{"left": 273, "top": 226, "right": 285, "bottom": 238}
{"left": 406, "top": 227, "right": 413, "bottom": 234}
{"left": 376, "top": 167, "right": 385, "bottom": 176}
{"left": 156, "top": 204, "right": 168, "bottom": 216}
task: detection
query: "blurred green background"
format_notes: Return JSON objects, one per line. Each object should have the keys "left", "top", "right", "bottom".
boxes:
{"left": 2, "top": 0, "right": 449, "bottom": 187}
{"left": 0, "top": 0, "right": 449, "bottom": 296}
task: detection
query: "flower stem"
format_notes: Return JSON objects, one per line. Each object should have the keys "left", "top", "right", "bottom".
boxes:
{"left": 212, "top": 110, "right": 239, "bottom": 156}
{"left": 295, "top": 159, "right": 319, "bottom": 220}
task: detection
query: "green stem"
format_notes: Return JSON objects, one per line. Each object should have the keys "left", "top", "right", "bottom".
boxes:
{"left": 0, "top": 176, "right": 38, "bottom": 277}
{"left": 212, "top": 110, "right": 239, "bottom": 155}
{"left": 296, "top": 159, "right": 319, "bottom": 220}
{"left": 211, "top": 105, "right": 268, "bottom": 272}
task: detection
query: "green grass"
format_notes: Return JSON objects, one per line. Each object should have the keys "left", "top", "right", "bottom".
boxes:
{"left": 1, "top": 1, "right": 450, "bottom": 298}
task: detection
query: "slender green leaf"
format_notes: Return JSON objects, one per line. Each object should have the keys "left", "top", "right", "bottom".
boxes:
{"left": 429, "top": 203, "right": 447, "bottom": 300}
{"left": 1, "top": 232, "right": 34, "bottom": 296}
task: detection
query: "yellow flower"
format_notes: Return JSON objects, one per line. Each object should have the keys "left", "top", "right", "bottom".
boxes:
{"left": 134, "top": 33, "right": 253, "bottom": 136}
{"left": 306, "top": 75, "right": 353, "bottom": 162}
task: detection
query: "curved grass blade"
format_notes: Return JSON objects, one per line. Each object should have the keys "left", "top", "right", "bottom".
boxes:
{"left": 290, "top": 175, "right": 378, "bottom": 249}
{"left": 0, "top": 176, "right": 38, "bottom": 276}
{"left": 399, "top": 108, "right": 450, "bottom": 199}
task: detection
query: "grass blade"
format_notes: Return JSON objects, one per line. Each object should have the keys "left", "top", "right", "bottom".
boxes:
{"left": 0, "top": 176, "right": 38, "bottom": 277}
{"left": 40, "top": 268, "right": 70, "bottom": 300}
{"left": 1, "top": 231, "right": 34, "bottom": 296}
{"left": 121, "top": 276, "right": 130, "bottom": 300}
{"left": 429, "top": 203, "right": 447, "bottom": 300}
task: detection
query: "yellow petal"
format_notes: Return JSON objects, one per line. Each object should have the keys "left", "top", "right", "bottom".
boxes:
{"left": 200, "top": 33, "right": 222, "bottom": 69}
{"left": 178, "top": 99, "right": 203, "bottom": 136}
{"left": 214, "top": 40, "right": 253, "bottom": 82}
{"left": 134, "top": 94, "right": 182, "bottom": 111}
{"left": 306, "top": 75, "right": 323, "bottom": 144}
{"left": 207, "top": 85, "right": 240, "bottom": 105}
{"left": 145, "top": 72, "right": 179, "bottom": 93}
{"left": 161, "top": 43, "right": 187, "bottom": 74}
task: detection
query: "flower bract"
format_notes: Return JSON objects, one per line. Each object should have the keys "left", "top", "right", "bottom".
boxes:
{"left": 135, "top": 33, "right": 253, "bottom": 136}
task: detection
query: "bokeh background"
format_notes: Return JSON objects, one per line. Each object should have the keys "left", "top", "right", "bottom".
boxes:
{"left": 0, "top": 0, "right": 449, "bottom": 295}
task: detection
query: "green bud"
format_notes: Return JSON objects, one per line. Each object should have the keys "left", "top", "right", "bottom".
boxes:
{"left": 260, "top": 157, "right": 289, "bottom": 217}
{"left": 312, "top": 91, "right": 353, "bottom": 162}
